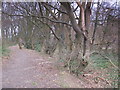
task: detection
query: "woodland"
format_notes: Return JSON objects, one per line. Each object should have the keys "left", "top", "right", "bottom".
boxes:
{"left": 1, "top": 0, "right": 119, "bottom": 88}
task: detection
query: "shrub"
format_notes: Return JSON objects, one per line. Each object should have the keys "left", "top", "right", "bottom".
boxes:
{"left": 34, "top": 43, "right": 41, "bottom": 52}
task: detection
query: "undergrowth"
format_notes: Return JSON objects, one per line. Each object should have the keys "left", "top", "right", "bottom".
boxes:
{"left": 90, "top": 52, "right": 118, "bottom": 88}
{"left": 0, "top": 46, "right": 10, "bottom": 57}
{"left": 90, "top": 52, "right": 118, "bottom": 69}
{"left": 34, "top": 43, "right": 41, "bottom": 52}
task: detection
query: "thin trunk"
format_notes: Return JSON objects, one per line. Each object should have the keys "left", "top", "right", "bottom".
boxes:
{"left": 91, "top": 1, "right": 100, "bottom": 45}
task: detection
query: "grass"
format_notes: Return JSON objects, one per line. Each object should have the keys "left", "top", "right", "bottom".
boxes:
{"left": 34, "top": 43, "right": 41, "bottom": 52}
{"left": 32, "top": 82, "right": 37, "bottom": 86}
{"left": 91, "top": 54, "right": 110, "bottom": 69}
{"left": 109, "top": 71, "right": 118, "bottom": 88}
{"left": 90, "top": 52, "right": 118, "bottom": 88}
{"left": 90, "top": 52, "right": 118, "bottom": 69}
{"left": 0, "top": 46, "right": 10, "bottom": 57}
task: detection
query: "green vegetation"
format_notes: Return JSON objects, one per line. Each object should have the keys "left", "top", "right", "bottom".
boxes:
{"left": 24, "top": 41, "right": 33, "bottom": 49}
{"left": 109, "top": 71, "right": 118, "bottom": 88}
{"left": 32, "top": 82, "right": 37, "bottom": 86}
{"left": 90, "top": 52, "right": 118, "bottom": 69}
{"left": 34, "top": 43, "right": 41, "bottom": 52}
{"left": 90, "top": 52, "right": 118, "bottom": 88}
{"left": 90, "top": 54, "right": 110, "bottom": 69}
{"left": 0, "top": 46, "right": 10, "bottom": 57}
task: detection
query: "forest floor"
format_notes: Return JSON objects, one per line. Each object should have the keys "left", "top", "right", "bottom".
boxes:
{"left": 2, "top": 45, "right": 118, "bottom": 88}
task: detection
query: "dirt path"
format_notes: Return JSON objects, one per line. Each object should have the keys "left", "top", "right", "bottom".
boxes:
{"left": 2, "top": 46, "right": 85, "bottom": 88}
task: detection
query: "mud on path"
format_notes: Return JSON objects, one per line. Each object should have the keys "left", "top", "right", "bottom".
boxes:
{"left": 2, "top": 46, "right": 86, "bottom": 88}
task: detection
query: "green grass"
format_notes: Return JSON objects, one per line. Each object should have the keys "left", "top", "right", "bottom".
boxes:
{"left": 90, "top": 52, "right": 118, "bottom": 69}
{"left": 110, "top": 72, "right": 118, "bottom": 88}
{"left": 32, "top": 82, "right": 37, "bottom": 86}
{"left": 90, "top": 52, "right": 118, "bottom": 88}
{"left": 34, "top": 43, "right": 41, "bottom": 52}
{"left": 90, "top": 54, "right": 108, "bottom": 69}
{"left": 0, "top": 46, "right": 10, "bottom": 57}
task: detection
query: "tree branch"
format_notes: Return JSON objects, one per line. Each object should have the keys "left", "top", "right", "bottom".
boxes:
{"left": 43, "top": 3, "right": 68, "bottom": 15}
{"left": 38, "top": 19, "right": 61, "bottom": 41}
{"left": 2, "top": 12, "right": 72, "bottom": 26}
{"left": 42, "top": 2, "right": 57, "bottom": 20}
{"left": 60, "top": 2, "right": 86, "bottom": 38}
{"left": 40, "top": 16, "right": 72, "bottom": 26}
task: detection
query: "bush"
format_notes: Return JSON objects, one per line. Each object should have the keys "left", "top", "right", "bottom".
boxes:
{"left": 24, "top": 42, "right": 32, "bottom": 49}
{"left": 34, "top": 43, "right": 41, "bottom": 52}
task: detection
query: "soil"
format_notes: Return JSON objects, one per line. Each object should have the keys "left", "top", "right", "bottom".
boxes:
{"left": 2, "top": 46, "right": 84, "bottom": 88}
